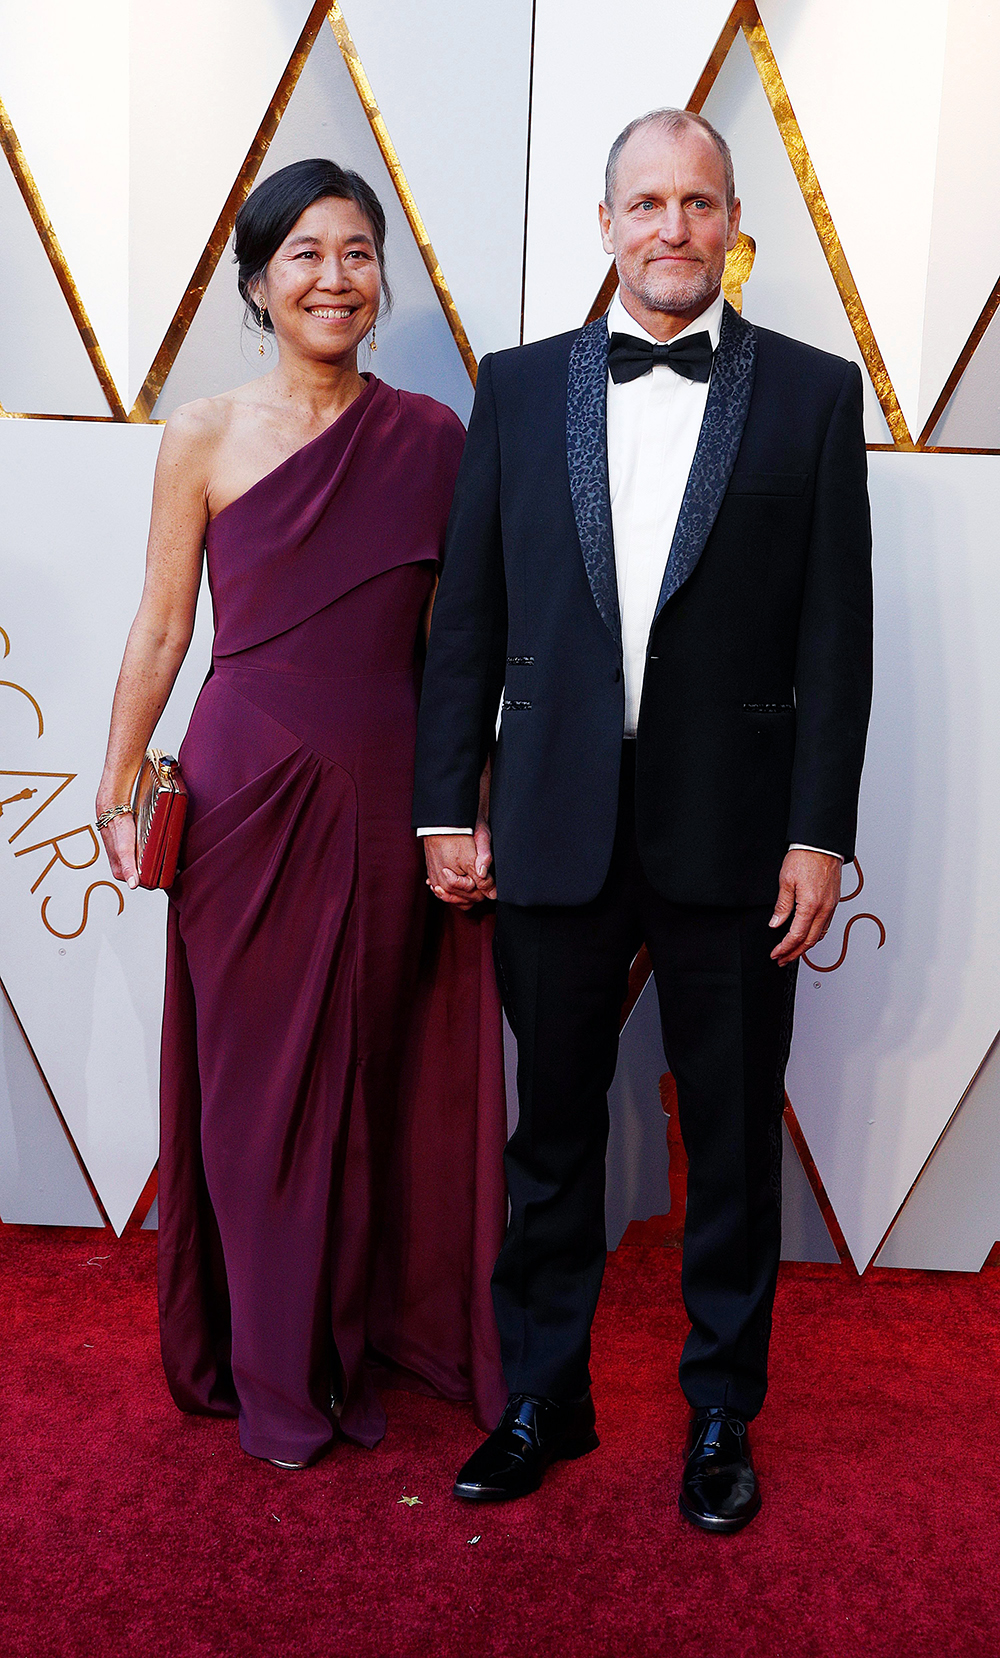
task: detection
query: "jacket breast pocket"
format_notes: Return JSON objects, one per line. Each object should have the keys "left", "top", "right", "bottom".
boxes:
{"left": 727, "top": 472, "right": 808, "bottom": 497}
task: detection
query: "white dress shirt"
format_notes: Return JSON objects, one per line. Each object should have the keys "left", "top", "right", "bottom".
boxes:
{"left": 420, "top": 287, "right": 839, "bottom": 859}
{"left": 606, "top": 287, "right": 723, "bottom": 737}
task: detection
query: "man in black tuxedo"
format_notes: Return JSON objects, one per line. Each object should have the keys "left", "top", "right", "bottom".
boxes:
{"left": 414, "top": 109, "right": 871, "bottom": 1532}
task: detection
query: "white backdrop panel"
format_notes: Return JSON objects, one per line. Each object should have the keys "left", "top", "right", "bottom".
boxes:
{"left": 0, "top": 986, "right": 104, "bottom": 1226}
{"left": 700, "top": 29, "right": 891, "bottom": 444}
{"left": 153, "top": 20, "right": 473, "bottom": 423}
{"left": 758, "top": 0, "right": 947, "bottom": 439}
{"left": 0, "top": 0, "right": 129, "bottom": 402}
{"left": 522, "top": 0, "right": 736, "bottom": 341}
{"left": 0, "top": 155, "right": 109, "bottom": 417}
{"left": 787, "top": 453, "right": 1000, "bottom": 1270}
{"left": 875, "top": 1033, "right": 1000, "bottom": 1271}
{"left": 129, "top": 0, "right": 317, "bottom": 410}
{"left": 930, "top": 306, "right": 1000, "bottom": 449}
{"left": 343, "top": 0, "right": 533, "bottom": 358}
{"left": 919, "top": 0, "right": 1000, "bottom": 437}
{"left": 0, "top": 419, "right": 212, "bottom": 1232}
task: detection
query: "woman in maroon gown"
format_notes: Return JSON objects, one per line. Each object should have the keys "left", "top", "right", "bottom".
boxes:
{"left": 97, "top": 159, "right": 506, "bottom": 1466}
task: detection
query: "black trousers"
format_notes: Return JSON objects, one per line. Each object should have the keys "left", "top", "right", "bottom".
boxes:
{"left": 491, "top": 744, "right": 797, "bottom": 1420}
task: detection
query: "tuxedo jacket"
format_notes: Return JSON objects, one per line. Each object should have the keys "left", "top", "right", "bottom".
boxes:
{"left": 413, "top": 301, "right": 873, "bottom": 909}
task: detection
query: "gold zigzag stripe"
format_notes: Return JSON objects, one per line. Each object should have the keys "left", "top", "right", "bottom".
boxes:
{"left": 132, "top": 0, "right": 476, "bottom": 421}
{"left": 1, "top": 0, "right": 996, "bottom": 444}
{"left": 131, "top": 0, "right": 331, "bottom": 421}
{"left": 737, "top": 3, "right": 913, "bottom": 447}
{"left": 586, "top": 0, "right": 915, "bottom": 449}
{"left": 0, "top": 96, "right": 126, "bottom": 420}
{"left": 687, "top": 3, "right": 744, "bottom": 113}
{"left": 327, "top": 4, "right": 477, "bottom": 384}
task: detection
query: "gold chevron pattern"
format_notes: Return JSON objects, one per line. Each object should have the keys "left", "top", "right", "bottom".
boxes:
{"left": 0, "top": 1, "right": 995, "bottom": 1257}
{"left": 1, "top": 0, "right": 996, "bottom": 440}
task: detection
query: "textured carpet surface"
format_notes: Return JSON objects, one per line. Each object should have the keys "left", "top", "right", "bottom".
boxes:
{"left": 2, "top": 1226, "right": 999, "bottom": 1658}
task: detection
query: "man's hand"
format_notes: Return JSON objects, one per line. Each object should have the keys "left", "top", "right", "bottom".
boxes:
{"left": 424, "top": 831, "right": 496, "bottom": 909}
{"left": 768, "top": 849, "right": 842, "bottom": 965}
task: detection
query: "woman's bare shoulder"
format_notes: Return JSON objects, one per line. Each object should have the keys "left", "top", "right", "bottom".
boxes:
{"left": 160, "top": 391, "right": 245, "bottom": 462}
{"left": 158, "top": 390, "right": 273, "bottom": 502}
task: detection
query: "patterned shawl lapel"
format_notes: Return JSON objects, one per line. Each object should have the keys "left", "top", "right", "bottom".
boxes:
{"left": 565, "top": 301, "right": 757, "bottom": 640}
{"left": 654, "top": 300, "right": 757, "bottom": 618}
{"left": 566, "top": 316, "right": 621, "bottom": 644}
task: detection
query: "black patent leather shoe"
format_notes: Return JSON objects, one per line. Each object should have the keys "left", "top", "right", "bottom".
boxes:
{"left": 678, "top": 1407, "right": 761, "bottom": 1533}
{"left": 453, "top": 1392, "right": 599, "bottom": 1502}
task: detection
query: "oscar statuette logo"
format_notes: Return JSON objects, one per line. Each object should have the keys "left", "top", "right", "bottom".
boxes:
{"left": 802, "top": 858, "right": 886, "bottom": 974}
{"left": 0, "top": 625, "right": 124, "bottom": 941}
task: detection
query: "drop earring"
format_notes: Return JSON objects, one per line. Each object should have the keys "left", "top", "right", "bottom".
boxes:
{"left": 369, "top": 322, "right": 377, "bottom": 353}
{"left": 257, "top": 301, "right": 267, "bottom": 356}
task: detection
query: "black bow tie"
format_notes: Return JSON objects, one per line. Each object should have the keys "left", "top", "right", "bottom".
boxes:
{"left": 607, "top": 330, "right": 714, "bottom": 385}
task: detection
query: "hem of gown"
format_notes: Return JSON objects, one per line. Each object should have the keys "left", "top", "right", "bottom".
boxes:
{"left": 366, "top": 1348, "right": 476, "bottom": 1407}
{"left": 238, "top": 1424, "right": 339, "bottom": 1466}
{"left": 168, "top": 1394, "right": 239, "bottom": 1423}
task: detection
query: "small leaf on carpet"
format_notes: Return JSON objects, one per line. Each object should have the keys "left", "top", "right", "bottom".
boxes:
{"left": 397, "top": 1496, "right": 422, "bottom": 1507}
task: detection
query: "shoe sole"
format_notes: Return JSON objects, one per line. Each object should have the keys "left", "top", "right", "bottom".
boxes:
{"left": 452, "top": 1430, "right": 600, "bottom": 1503}
{"left": 677, "top": 1489, "right": 762, "bottom": 1534}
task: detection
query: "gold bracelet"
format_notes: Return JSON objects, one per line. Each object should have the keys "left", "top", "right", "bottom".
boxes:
{"left": 96, "top": 804, "right": 133, "bottom": 831}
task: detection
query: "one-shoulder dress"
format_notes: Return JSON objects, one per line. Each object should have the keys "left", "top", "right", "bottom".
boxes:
{"left": 156, "top": 377, "right": 507, "bottom": 1464}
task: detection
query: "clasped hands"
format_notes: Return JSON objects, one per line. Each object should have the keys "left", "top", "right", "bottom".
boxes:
{"left": 424, "top": 824, "right": 496, "bottom": 910}
{"left": 424, "top": 833, "right": 841, "bottom": 962}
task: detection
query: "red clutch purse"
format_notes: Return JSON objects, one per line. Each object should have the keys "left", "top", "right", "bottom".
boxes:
{"left": 132, "top": 749, "right": 188, "bottom": 890}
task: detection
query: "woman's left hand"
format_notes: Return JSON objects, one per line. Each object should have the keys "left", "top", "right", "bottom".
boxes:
{"left": 473, "top": 818, "right": 496, "bottom": 900}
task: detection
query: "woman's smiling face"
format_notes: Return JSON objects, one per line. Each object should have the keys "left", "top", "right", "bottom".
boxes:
{"left": 254, "top": 195, "right": 383, "bottom": 365}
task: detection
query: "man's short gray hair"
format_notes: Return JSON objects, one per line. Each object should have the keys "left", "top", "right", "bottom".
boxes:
{"left": 604, "top": 108, "right": 735, "bottom": 212}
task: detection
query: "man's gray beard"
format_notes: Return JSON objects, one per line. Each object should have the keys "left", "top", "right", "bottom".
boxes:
{"left": 629, "top": 260, "right": 720, "bottom": 316}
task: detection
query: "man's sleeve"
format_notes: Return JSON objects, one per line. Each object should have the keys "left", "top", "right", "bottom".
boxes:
{"left": 412, "top": 353, "right": 509, "bottom": 830}
{"left": 786, "top": 361, "right": 873, "bottom": 861}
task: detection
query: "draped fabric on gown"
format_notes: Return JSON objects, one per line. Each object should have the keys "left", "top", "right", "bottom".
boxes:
{"left": 157, "top": 377, "right": 507, "bottom": 1464}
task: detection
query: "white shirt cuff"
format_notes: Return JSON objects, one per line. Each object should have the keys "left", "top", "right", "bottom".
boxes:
{"left": 416, "top": 827, "right": 474, "bottom": 837}
{"left": 789, "top": 843, "right": 843, "bottom": 862}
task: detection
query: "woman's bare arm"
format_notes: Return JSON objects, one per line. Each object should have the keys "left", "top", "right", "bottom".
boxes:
{"left": 96, "top": 402, "right": 218, "bottom": 885}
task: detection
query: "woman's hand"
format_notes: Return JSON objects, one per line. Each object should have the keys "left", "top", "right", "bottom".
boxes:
{"left": 98, "top": 810, "right": 140, "bottom": 889}
{"left": 473, "top": 752, "right": 496, "bottom": 898}
{"left": 472, "top": 818, "right": 496, "bottom": 901}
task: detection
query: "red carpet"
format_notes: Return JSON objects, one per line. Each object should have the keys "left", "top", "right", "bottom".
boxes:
{"left": 3, "top": 1226, "right": 999, "bottom": 1658}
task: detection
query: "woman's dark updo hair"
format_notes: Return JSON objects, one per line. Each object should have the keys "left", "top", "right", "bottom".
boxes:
{"left": 234, "top": 157, "right": 391, "bottom": 333}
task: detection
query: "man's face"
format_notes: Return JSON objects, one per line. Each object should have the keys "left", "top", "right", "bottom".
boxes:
{"left": 599, "top": 122, "right": 740, "bottom": 334}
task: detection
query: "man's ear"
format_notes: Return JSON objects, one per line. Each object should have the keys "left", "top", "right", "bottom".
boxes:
{"left": 726, "top": 197, "right": 742, "bottom": 252}
{"left": 599, "top": 200, "right": 615, "bottom": 256}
